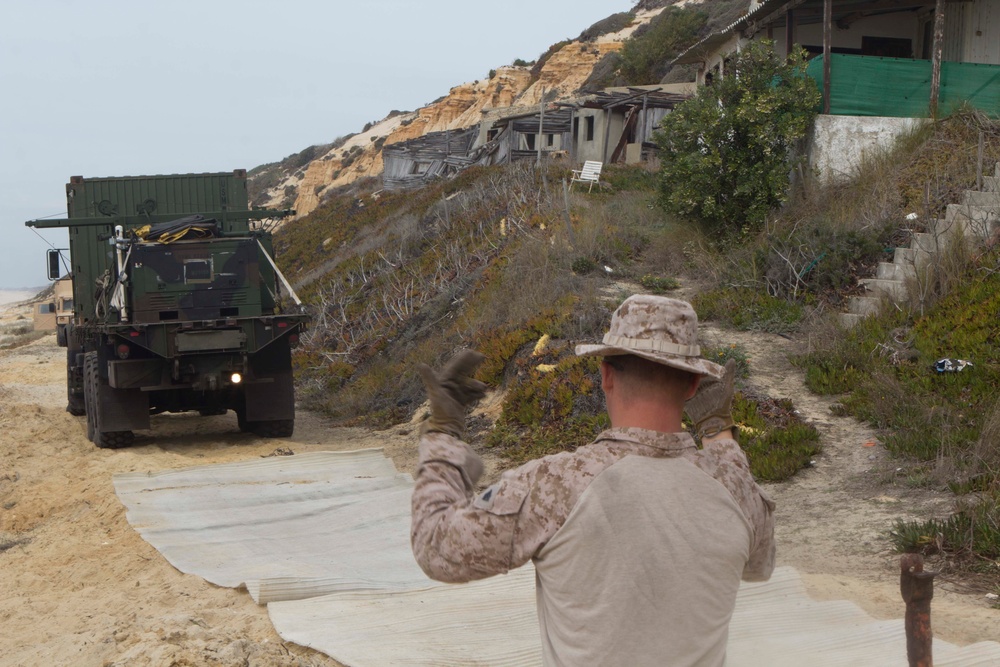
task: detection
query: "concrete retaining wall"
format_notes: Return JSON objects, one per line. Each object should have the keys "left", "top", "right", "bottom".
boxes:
{"left": 808, "top": 114, "right": 927, "bottom": 184}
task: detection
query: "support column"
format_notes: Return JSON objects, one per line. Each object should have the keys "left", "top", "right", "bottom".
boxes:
{"left": 785, "top": 8, "right": 795, "bottom": 58}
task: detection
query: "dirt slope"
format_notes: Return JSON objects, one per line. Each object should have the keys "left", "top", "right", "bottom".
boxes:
{"left": 0, "top": 304, "right": 996, "bottom": 667}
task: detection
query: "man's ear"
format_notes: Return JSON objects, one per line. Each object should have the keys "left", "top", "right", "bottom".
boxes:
{"left": 686, "top": 374, "right": 702, "bottom": 400}
{"left": 600, "top": 359, "right": 615, "bottom": 393}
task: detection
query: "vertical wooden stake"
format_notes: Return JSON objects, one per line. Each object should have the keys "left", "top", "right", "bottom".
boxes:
{"left": 562, "top": 179, "right": 576, "bottom": 249}
{"left": 929, "top": 0, "right": 946, "bottom": 118}
{"left": 823, "top": 0, "right": 832, "bottom": 114}
{"left": 901, "top": 554, "right": 936, "bottom": 667}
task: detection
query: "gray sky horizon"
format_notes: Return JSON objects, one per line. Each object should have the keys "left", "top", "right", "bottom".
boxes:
{"left": 2, "top": 0, "right": 634, "bottom": 289}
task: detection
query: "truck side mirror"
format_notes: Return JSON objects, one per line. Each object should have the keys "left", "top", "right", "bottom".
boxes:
{"left": 47, "top": 249, "right": 62, "bottom": 281}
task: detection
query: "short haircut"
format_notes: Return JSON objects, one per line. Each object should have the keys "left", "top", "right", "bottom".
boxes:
{"left": 604, "top": 354, "right": 696, "bottom": 400}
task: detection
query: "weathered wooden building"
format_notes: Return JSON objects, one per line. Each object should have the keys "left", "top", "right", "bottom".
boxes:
{"left": 382, "top": 126, "right": 508, "bottom": 190}
{"left": 380, "top": 85, "right": 692, "bottom": 190}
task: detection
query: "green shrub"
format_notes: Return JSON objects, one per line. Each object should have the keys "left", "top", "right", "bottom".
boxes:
{"left": 654, "top": 41, "right": 820, "bottom": 238}
{"left": 617, "top": 7, "right": 707, "bottom": 84}
{"left": 694, "top": 287, "right": 803, "bottom": 333}
{"left": 572, "top": 257, "right": 596, "bottom": 274}
{"left": 639, "top": 274, "right": 679, "bottom": 293}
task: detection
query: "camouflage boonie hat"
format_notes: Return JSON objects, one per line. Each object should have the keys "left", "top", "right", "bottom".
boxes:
{"left": 575, "top": 295, "right": 724, "bottom": 378}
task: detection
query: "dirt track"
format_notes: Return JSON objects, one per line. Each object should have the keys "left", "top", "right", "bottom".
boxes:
{"left": 0, "top": 304, "right": 996, "bottom": 667}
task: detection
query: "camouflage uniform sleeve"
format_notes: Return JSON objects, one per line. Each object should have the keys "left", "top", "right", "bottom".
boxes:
{"left": 694, "top": 438, "right": 777, "bottom": 582}
{"left": 411, "top": 433, "right": 594, "bottom": 584}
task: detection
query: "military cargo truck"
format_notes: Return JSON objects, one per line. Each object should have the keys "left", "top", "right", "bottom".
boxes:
{"left": 26, "top": 170, "right": 308, "bottom": 448}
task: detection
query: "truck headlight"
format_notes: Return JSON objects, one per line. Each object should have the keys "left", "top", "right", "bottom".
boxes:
{"left": 230, "top": 373, "right": 243, "bottom": 384}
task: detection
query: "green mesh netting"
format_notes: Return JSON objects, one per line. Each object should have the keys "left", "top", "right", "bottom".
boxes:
{"left": 806, "top": 54, "right": 1000, "bottom": 117}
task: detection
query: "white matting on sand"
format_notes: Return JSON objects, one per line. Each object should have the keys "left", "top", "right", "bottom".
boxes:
{"left": 115, "top": 450, "right": 1000, "bottom": 667}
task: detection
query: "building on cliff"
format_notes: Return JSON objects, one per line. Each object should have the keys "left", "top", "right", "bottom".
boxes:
{"left": 381, "top": 84, "right": 693, "bottom": 191}
{"left": 674, "top": 0, "right": 1000, "bottom": 181}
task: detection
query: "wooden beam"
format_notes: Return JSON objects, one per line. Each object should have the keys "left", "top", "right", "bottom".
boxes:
{"left": 823, "top": 0, "right": 832, "bottom": 114}
{"left": 929, "top": 0, "right": 945, "bottom": 117}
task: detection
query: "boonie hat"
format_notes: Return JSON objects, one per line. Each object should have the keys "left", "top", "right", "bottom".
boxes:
{"left": 575, "top": 295, "right": 724, "bottom": 378}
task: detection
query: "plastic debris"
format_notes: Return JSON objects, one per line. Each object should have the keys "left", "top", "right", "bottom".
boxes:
{"left": 935, "top": 358, "right": 973, "bottom": 373}
{"left": 532, "top": 334, "right": 551, "bottom": 357}
{"left": 905, "top": 212, "right": 919, "bottom": 221}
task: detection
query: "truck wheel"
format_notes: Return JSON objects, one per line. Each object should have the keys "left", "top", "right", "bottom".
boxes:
{"left": 84, "top": 352, "right": 97, "bottom": 442}
{"left": 96, "top": 431, "right": 134, "bottom": 449}
{"left": 84, "top": 351, "right": 134, "bottom": 449}
{"left": 67, "top": 358, "right": 85, "bottom": 416}
{"left": 56, "top": 324, "right": 68, "bottom": 348}
{"left": 235, "top": 405, "right": 252, "bottom": 433}
{"left": 253, "top": 420, "right": 294, "bottom": 438}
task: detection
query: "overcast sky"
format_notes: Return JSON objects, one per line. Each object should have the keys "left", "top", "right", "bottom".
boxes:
{"left": 1, "top": 0, "right": 634, "bottom": 289}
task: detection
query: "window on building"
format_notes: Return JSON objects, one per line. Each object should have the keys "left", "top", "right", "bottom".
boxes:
{"left": 547, "top": 133, "right": 554, "bottom": 146}
{"left": 585, "top": 116, "right": 595, "bottom": 142}
{"left": 525, "top": 134, "right": 536, "bottom": 150}
{"left": 862, "top": 36, "right": 913, "bottom": 58}
{"left": 38, "top": 303, "right": 55, "bottom": 314}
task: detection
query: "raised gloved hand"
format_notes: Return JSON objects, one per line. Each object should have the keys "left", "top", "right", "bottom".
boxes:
{"left": 417, "top": 349, "right": 488, "bottom": 439}
{"left": 685, "top": 358, "right": 737, "bottom": 439}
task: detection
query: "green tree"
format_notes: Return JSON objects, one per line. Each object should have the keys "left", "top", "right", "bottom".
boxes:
{"left": 654, "top": 41, "right": 820, "bottom": 237}
{"left": 617, "top": 7, "right": 707, "bottom": 84}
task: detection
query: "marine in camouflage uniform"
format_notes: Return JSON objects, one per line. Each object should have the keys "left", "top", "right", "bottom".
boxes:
{"left": 411, "top": 295, "right": 775, "bottom": 667}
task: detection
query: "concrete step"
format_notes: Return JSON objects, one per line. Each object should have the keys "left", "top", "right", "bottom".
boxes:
{"left": 876, "top": 261, "right": 916, "bottom": 282}
{"left": 962, "top": 189, "right": 1000, "bottom": 207}
{"left": 911, "top": 231, "right": 945, "bottom": 254}
{"left": 893, "top": 246, "right": 932, "bottom": 268}
{"left": 861, "top": 278, "right": 907, "bottom": 300}
{"left": 848, "top": 295, "right": 881, "bottom": 316}
{"left": 983, "top": 175, "right": 1000, "bottom": 193}
{"left": 944, "top": 203, "right": 998, "bottom": 236}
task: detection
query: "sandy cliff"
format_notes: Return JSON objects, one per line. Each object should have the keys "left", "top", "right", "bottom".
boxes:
{"left": 253, "top": 5, "right": 669, "bottom": 219}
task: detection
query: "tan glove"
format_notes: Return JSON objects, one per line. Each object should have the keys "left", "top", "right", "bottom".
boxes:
{"left": 685, "top": 358, "right": 737, "bottom": 439}
{"left": 417, "top": 349, "right": 488, "bottom": 439}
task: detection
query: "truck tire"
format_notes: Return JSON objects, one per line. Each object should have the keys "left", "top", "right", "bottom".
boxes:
{"left": 67, "top": 348, "right": 85, "bottom": 416}
{"left": 235, "top": 404, "right": 252, "bottom": 433}
{"left": 253, "top": 419, "right": 294, "bottom": 438}
{"left": 56, "top": 324, "right": 68, "bottom": 348}
{"left": 84, "top": 353, "right": 96, "bottom": 442}
{"left": 84, "top": 351, "right": 135, "bottom": 450}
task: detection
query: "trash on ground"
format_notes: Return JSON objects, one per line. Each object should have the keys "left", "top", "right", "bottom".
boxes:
{"left": 935, "top": 358, "right": 972, "bottom": 373}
